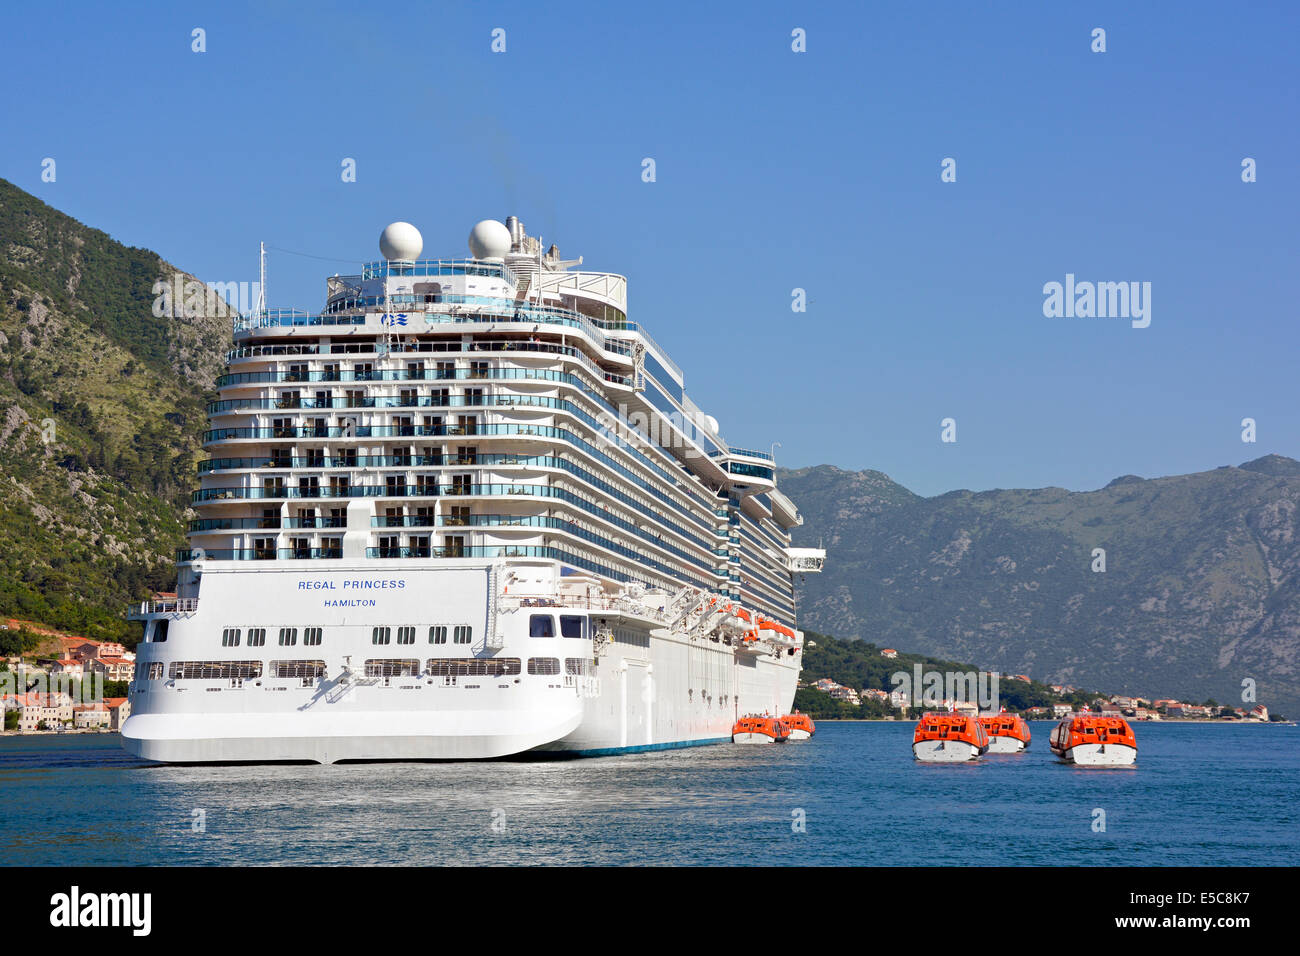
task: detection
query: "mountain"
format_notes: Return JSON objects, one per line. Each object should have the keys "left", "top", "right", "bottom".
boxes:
{"left": 0, "top": 178, "right": 233, "bottom": 641}
{"left": 2, "top": 180, "right": 1296, "bottom": 714}
{"left": 782, "top": 457, "right": 1300, "bottom": 715}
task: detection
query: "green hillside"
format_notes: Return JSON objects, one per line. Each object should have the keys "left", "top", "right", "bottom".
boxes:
{"left": 794, "top": 630, "right": 1096, "bottom": 719}
{"left": 0, "top": 178, "right": 232, "bottom": 641}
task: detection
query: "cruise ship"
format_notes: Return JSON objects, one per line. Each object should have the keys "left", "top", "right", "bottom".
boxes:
{"left": 121, "top": 217, "right": 825, "bottom": 763}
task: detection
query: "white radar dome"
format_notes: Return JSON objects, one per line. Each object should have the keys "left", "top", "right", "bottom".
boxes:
{"left": 468, "top": 219, "right": 512, "bottom": 259}
{"left": 379, "top": 222, "right": 423, "bottom": 261}
{"left": 704, "top": 415, "right": 720, "bottom": 434}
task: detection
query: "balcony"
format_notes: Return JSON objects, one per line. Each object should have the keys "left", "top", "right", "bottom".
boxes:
{"left": 177, "top": 547, "right": 343, "bottom": 562}
{"left": 709, "top": 446, "right": 775, "bottom": 462}
{"left": 128, "top": 597, "right": 199, "bottom": 619}
{"left": 188, "top": 517, "right": 282, "bottom": 531}
{"left": 192, "top": 485, "right": 442, "bottom": 503}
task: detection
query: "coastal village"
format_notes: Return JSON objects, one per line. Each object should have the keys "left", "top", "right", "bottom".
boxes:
{"left": 0, "top": 619, "right": 134, "bottom": 733}
{"left": 798, "top": 646, "right": 1274, "bottom": 722}
{"left": 1, "top": 620, "right": 1279, "bottom": 734}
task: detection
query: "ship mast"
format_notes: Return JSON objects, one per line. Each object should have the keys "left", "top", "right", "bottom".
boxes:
{"left": 256, "top": 241, "right": 266, "bottom": 316}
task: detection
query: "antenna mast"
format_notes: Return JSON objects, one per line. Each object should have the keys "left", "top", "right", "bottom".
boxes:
{"left": 256, "top": 241, "right": 267, "bottom": 316}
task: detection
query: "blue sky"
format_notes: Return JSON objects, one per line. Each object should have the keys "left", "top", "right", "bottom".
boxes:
{"left": 3, "top": 0, "right": 1296, "bottom": 496}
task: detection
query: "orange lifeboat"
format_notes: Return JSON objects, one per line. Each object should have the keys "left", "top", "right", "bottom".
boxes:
{"left": 1050, "top": 714, "right": 1137, "bottom": 766}
{"left": 757, "top": 616, "right": 796, "bottom": 639}
{"left": 978, "top": 709, "right": 1032, "bottom": 753}
{"left": 781, "top": 711, "right": 815, "bottom": 740}
{"left": 731, "top": 715, "right": 791, "bottom": 744}
{"left": 912, "top": 712, "right": 989, "bottom": 762}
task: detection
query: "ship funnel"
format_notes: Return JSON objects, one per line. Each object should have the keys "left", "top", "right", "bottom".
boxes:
{"left": 506, "top": 216, "right": 524, "bottom": 250}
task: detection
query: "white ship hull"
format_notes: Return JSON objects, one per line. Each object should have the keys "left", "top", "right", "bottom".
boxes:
{"left": 1056, "top": 743, "right": 1137, "bottom": 766}
{"left": 985, "top": 735, "right": 1027, "bottom": 753}
{"left": 786, "top": 728, "right": 812, "bottom": 741}
{"left": 122, "top": 563, "right": 800, "bottom": 763}
{"left": 912, "top": 739, "right": 983, "bottom": 762}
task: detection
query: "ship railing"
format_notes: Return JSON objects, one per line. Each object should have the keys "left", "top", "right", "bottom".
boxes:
{"left": 222, "top": 339, "right": 630, "bottom": 388}
{"left": 359, "top": 259, "right": 513, "bottom": 282}
{"left": 709, "top": 446, "right": 775, "bottom": 462}
{"left": 504, "top": 593, "right": 664, "bottom": 617}
{"left": 131, "top": 598, "right": 199, "bottom": 617}
{"left": 616, "top": 324, "right": 682, "bottom": 382}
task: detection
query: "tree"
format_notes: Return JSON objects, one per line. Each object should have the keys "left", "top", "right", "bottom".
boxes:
{"left": 3, "top": 710, "right": 17, "bottom": 731}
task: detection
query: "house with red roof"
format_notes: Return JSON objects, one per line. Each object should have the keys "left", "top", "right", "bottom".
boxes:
{"left": 73, "top": 703, "right": 111, "bottom": 729}
{"left": 104, "top": 697, "right": 131, "bottom": 730}
{"left": 5, "top": 692, "right": 74, "bottom": 731}
{"left": 84, "top": 656, "right": 134, "bottom": 681}
{"left": 49, "top": 658, "right": 85, "bottom": 678}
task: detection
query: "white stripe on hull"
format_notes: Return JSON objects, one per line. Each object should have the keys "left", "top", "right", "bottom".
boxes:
{"left": 1058, "top": 743, "right": 1136, "bottom": 766}
{"left": 121, "top": 711, "right": 582, "bottom": 763}
{"left": 912, "top": 739, "right": 982, "bottom": 762}
{"left": 786, "top": 728, "right": 812, "bottom": 740}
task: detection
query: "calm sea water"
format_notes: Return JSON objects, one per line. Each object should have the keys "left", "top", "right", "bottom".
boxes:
{"left": 1, "top": 722, "right": 1295, "bottom": 866}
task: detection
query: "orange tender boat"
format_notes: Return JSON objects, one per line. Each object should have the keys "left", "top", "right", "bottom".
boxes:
{"left": 731, "top": 715, "right": 791, "bottom": 744}
{"left": 1050, "top": 714, "right": 1137, "bottom": 766}
{"left": 978, "top": 709, "right": 1032, "bottom": 753}
{"left": 912, "top": 712, "right": 989, "bottom": 762}
{"left": 781, "top": 711, "right": 815, "bottom": 740}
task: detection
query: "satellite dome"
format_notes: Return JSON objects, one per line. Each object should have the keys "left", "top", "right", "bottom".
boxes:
{"left": 704, "top": 415, "right": 720, "bottom": 434}
{"left": 468, "top": 219, "right": 512, "bottom": 259}
{"left": 379, "top": 222, "right": 423, "bottom": 261}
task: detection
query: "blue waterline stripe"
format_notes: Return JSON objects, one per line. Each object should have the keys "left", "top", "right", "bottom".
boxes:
{"left": 567, "top": 735, "right": 730, "bottom": 757}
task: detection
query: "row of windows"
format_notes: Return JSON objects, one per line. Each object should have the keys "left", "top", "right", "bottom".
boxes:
{"left": 221, "top": 627, "right": 323, "bottom": 647}
{"left": 528, "top": 614, "right": 586, "bottom": 638}
{"left": 273, "top": 660, "right": 326, "bottom": 679}
{"left": 373, "top": 625, "right": 473, "bottom": 645}
{"left": 207, "top": 618, "right": 656, "bottom": 649}
{"left": 218, "top": 626, "right": 479, "bottom": 647}
{"left": 154, "top": 659, "right": 589, "bottom": 680}
{"left": 169, "top": 661, "right": 263, "bottom": 680}
{"left": 216, "top": 621, "right": 604, "bottom": 645}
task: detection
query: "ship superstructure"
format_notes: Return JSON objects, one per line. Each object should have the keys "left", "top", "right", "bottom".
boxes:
{"left": 122, "top": 217, "right": 824, "bottom": 762}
